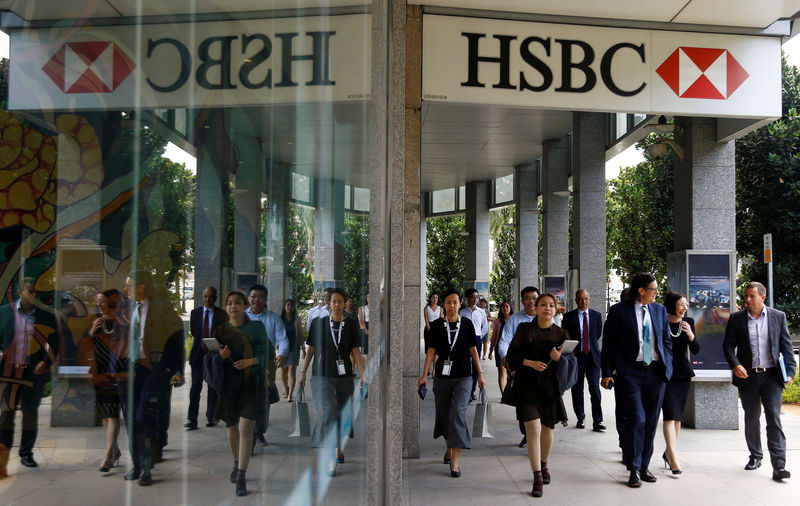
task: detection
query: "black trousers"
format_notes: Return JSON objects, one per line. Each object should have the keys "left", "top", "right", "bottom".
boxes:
{"left": 0, "top": 408, "right": 38, "bottom": 457}
{"left": 739, "top": 369, "right": 787, "bottom": 469}
{"left": 616, "top": 362, "right": 666, "bottom": 471}
{"left": 571, "top": 352, "right": 603, "bottom": 424}
{"left": 187, "top": 359, "right": 217, "bottom": 424}
{"left": 121, "top": 365, "right": 152, "bottom": 471}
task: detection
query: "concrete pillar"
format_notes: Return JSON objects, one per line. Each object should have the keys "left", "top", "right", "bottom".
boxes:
{"left": 673, "top": 116, "right": 738, "bottom": 430}
{"left": 232, "top": 138, "right": 261, "bottom": 276}
{"left": 193, "top": 109, "right": 230, "bottom": 300}
{"left": 314, "top": 178, "right": 345, "bottom": 289}
{"left": 463, "top": 181, "right": 490, "bottom": 297}
{"left": 265, "top": 160, "right": 289, "bottom": 312}
{"left": 572, "top": 112, "right": 607, "bottom": 316}
{"left": 541, "top": 137, "right": 570, "bottom": 276}
{"left": 515, "top": 162, "right": 539, "bottom": 309}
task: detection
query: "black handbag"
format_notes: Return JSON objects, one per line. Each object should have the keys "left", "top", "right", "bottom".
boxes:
{"left": 500, "top": 373, "right": 517, "bottom": 406}
{"left": 268, "top": 385, "right": 280, "bottom": 404}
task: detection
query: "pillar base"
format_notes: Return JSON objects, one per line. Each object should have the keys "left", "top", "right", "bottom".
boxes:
{"left": 682, "top": 381, "right": 738, "bottom": 429}
{"left": 50, "top": 375, "right": 99, "bottom": 427}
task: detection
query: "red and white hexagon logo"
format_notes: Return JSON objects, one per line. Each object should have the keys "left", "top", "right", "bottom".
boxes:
{"left": 656, "top": 47, "right": 749, "bottom": 100}
{"left": 42, "top": 41, "right": 135, "bottom": 94}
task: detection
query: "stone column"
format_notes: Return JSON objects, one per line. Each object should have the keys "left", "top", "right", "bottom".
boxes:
{"left": 463, "top": 181, "right": 490, "bottom": 298}
{"left": 515, "top": 162, "right": 539, "bottom": 310}
{"left": 314, "top": 177, "right": 345, "bottom": 289}
{"left": 264, "top": 160, "right": 289, "bottom": 312}
{"left": 673, "top": 116, "right": 738, "bottom": 430}
{"left": 541, "top": 137, "right": 570, "bottom": 276}
{"left": 572, "top": 112, "right": 607, "bottom": 316}
{"left": 232, "top": 137, "right": 261, "bottom": 277}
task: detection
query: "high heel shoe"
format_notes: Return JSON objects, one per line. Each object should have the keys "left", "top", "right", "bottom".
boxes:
{"left": 443, "top": 452, "right": 452, "bottom": 465}
{"left": 449, "top": 463, "right": 460, "bottom": 478}
{"left": 662, "top": 452, "right": 682, "bottom": 475}
{"left": 99, "top": 449, "right": 122, "bottom": 472}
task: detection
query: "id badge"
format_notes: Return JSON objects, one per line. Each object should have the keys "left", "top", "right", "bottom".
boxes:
{"left": 336, "top": 359, "right": 346, "bottom": 376}
{"left": 441, "top": 360, "right": 452, "bottom": 377}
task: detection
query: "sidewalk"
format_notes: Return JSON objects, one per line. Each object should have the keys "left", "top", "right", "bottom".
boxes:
{"left": 403, "top": 353, "right": 800, "bottom": 505}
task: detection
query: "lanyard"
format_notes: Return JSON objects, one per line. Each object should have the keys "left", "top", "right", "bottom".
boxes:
{"left": 447, "top": 318, "right": 461, "bottom": 352}
{"left": 329, "top": 318, "right": 344, "bottom": 352}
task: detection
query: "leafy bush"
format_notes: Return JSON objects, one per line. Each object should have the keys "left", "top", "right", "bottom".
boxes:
{"left": 784, "top": 373, "right": 800, "bottom": 405}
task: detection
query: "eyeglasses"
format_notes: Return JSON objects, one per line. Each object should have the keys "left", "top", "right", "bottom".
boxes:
{"left": 645, "top": 287, "right": 659, "bottom": 292}
{"left": 522, "top": 296, "right": 537, "bottom": 302}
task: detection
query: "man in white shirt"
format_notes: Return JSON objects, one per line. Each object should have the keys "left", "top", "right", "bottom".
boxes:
{"left": 306, "top": 287, "right": 333, "bottom": 333}
{"left": 459, "top": 288, "right": 489, "bottom": 401}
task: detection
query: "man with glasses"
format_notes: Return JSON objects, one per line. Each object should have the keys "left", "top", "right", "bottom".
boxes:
{"left": 498, "top": 286, "right": 540, "bottom": 448}
{"left": 601, "top": 273, "right": 672, "bottom": 488}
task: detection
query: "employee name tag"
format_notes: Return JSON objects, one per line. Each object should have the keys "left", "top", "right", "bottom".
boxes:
{"left": 441, "top": 360, "right": 452, "bottom": 377}
{"left": 336, "top": 359, "right": 346, "bottom": 376}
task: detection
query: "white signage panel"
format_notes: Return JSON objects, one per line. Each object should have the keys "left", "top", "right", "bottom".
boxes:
{"left": 9, "top": 15, "right": 371, "bottom": 111}
{"left": 423, "top": 14, "right": 781, "bottom": 118}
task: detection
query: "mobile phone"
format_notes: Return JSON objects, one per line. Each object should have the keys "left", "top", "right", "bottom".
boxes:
{"left": 418, "top": 383, "right": 427, "bottom": 400}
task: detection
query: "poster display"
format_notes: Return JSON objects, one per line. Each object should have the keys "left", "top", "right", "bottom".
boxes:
{"left": 686, "top": 253, "right": 733, "bottom": 370}
{"left": 541, "top": 275, "right": 566, "bottom": 312}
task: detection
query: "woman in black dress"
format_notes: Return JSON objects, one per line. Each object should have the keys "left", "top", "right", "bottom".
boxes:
{"left": 299, "top": 288, "right": 366, "bottom": 477}
{"left": 417, "top": 289, "right": 485, "bottom": 478}
{"left": 661, "top": 291, "right": 698, "bottom": 474}
{"left": 506, "top": 293, "right": 571, "bottom": 498}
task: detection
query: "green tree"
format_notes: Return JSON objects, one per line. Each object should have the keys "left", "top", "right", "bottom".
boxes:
{"left": 606, "top": 136, "right": 675, "bottom": 288}
{"left": 286, "top": 204, "right": 314, "bottom": 307}
{"left": 155, "top": 158, "right": 195, "bottom": 286}
{"left": 490, "top": 206, "right": 515, "bottom": 304}
{"left": 344, "top": 213, "right": 370, "bottom": 304}
{"left": 736, "top": 56, "right": 800, "bottom": 326}
{"left": 426, "top": 214, "right": 466, "bottom": 296}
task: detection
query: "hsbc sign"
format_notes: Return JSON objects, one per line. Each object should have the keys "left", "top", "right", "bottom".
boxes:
{"left": 423, "top": 15, "right": 781, "bottom": 119}
{"left": 9, "top": 15, "right": 371, "bottom": 110}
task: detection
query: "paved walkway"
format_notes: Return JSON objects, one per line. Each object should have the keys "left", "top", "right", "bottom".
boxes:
{"left": 0, "top": 353, "right": 798, "bottom": 505}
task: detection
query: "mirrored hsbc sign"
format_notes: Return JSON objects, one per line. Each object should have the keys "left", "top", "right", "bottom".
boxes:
{"left": 423, "top": 15, "right": 781, "bottom": 119}
{"left": 9, "top": 15, "right": 371, "bottom": 110}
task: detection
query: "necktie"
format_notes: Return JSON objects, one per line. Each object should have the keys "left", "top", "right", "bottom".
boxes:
{"left": 642, "top": 306, "right": 652, "bottom": 365}
{"left": 582, "top": 312, "right": 590, "bottom": 354}
{"left": 203, "top": 309, "right": 210, "bottom": 339}
{"left": 131, "top": 302, "right": 141, "bottom": 362}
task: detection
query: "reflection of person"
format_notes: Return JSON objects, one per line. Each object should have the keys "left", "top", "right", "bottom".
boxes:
{"left": 186, "top": 287, "right": 227, "bottom": 430}
{"left": 216, "top": 291, "right": 273, "bottom": 497}
{"left": 479, "top": 298, "right": 492, "bottom": 359}
{"left": 661, "top": 291, "right": 698, "bottom": 474}
{"left": 423, "top": 293, "right": 443, "bottom": 377}
{"left": 280, "top": 299, "right": 305, "bottom": 402}
{"left": 562, "top": 289, "right": 604, "bottom": 432}
{"left": 0, "top": 277, "right": 64, "bottom": 477}
{"left": 459, "top": 289, "right": 489, "bottom": 401}
{"left": 358, "top": 293, "right": 370, "bottom": 363}
{"left": 299, "top": 288, "right": 365, "bottom": 477}
{"left": 722, "top": 281, "right": 795, "bottom": 481}
{"left": 87, "top": 289, "right": 128, "bottom": 472}
{"left": 601, "top": 273, "right": 672, "bottom": 488}
{"left": 489, "top": 301, "right": 512, "bottom": 392}
{"left": 418, "top": 289, "right": 484, "bottom": 479}
{"left": 498, "top": 286, "right": 540, "bottom": 448}
{"left": 506, "top": 293, "right": 573, "bottom": 498}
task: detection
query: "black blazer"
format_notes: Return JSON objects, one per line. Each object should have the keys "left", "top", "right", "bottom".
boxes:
{"left": 562, "top": 308, "right": 602, "bottom": 368}
{"left": 723, "top": 307, "right": 797, "bottom": 388}
{"left": 601, "top": 300, "right": 673, "bottom": 381}
{"left": 189, "top": 305, "right": 227, "bottom": 367}
{"left": 669, "top": 317, "right": 699, "bottom": 380}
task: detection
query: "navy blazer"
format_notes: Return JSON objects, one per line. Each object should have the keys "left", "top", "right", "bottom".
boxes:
{"left": 722, "top": 307, "right": 797, "bottom": 388}
{"left": 562, "top": 308, "right": 602, "bottom": 368}
{"left": 189, "top": 305, "right": 227, "bottom": 367}
{"left": 601, "top": 301, "right": 673, "bottom": 381}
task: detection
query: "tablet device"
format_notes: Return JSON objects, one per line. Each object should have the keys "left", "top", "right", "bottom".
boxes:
{"left": 559, "top": 340, "right": 579, "bottom": 355}
{"left": 202, "top": 338, "right": 220, "bottom": 352}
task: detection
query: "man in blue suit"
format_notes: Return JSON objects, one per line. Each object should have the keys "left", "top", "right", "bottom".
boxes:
{"left": 562, "top": 289, "right": 605, "bottom": 432}
{"left": 601, "top": 273, "right": 672, "bottom": 488}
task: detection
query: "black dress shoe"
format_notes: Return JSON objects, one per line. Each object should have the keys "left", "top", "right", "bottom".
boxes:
{"left": 576, "top": 420, "right": 585, "bottom": 429}
{"left": 206, "top": 420, "right": 218, "bottom": 427}
{"left": 20, "top": 455, "right": 38, "bottom": 468}
{"left": 138, "top": 471, "right": 153, "bottom": 486}
{"left": 772, "top": 468, "right": 791, "bottom": 481}
{"left": 640, "top": 467, "right": 657, "bottom": 482}
{"left": 592, "top": 423, "right": 606, "bottom": 432}
{"left": 518, "top": 436, "right": 527, "bottom": 448}
{"left": 124, "top": 468, "right": 142, "bottom": 481}
{"left": 627, "top": 470, "right": 641, "bottom": 488}
{"left": 745, "top": 456, "right": 762, "bottom": 470}
{"left": 254, "top": 433, "right": 268, "bottom": 447}
{"left": 184, "top": 421, "right": 198, "bottom": 430}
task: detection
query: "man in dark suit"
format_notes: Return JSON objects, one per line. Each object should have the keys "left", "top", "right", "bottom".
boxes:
{"left": 0, "top": 277, "right": 66, "bottom": 478}
{"left": 722, "top": 281, "right": 795, "bottom": 481}
{"left": 601, "top": 273, "right": 672, "bottom": 488}
{"left": 185, "top": 287, "right": 227, "bottom": 430}
{"left": 563, "top": 289, "right": 605, "bottom": 432}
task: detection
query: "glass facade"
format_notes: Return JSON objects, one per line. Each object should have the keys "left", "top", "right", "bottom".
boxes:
{"left": 0, "top": 2, "right": 386, "bottom": 504}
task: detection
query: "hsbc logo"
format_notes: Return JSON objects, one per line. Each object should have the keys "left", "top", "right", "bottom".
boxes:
{"left": 656, "top": 47, "right": 749, "bottom": 100}
{"left": 42, "top": 41, "right": 135, "bottom": 94}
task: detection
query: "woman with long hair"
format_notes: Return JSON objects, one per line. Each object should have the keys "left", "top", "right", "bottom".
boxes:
{"left": 661, "top": 291, "right": 698, "bottom": 474}
{"left": 418, "top": 289, "right": 485, "bottom": 478}
{"left": 215, "top": 291, "right": 274, "bottom": 496}
{"left": 280, "top": 299, "right": 305, "bottom": 402}
{"left": 423, "top": 292, "right": 444, "bottom": 377}
{"left": 489, "top": 300, "right": 512, "bottom": 392}
{"left": 506, "top": 293, "right": 572, "bottom": 498}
